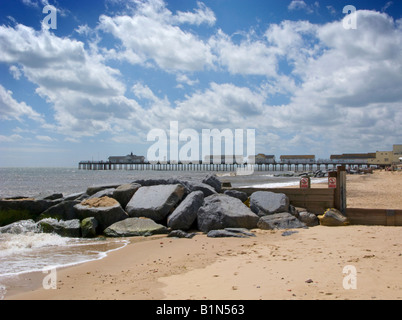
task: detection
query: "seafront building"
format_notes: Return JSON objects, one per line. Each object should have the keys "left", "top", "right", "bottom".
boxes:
{"left": 368, "top": 144, "right": 402, "bottom": 168}
{"left": 108, "top": 153, "right": 145, "bottom": 164}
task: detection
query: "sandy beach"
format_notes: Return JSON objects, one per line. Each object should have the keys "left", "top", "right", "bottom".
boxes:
{"left": 5, "top": 170, "right": 402, "bottom": 300}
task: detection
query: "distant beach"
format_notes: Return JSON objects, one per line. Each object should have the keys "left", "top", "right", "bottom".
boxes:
{"left": 2, "top": 170, "right": 401, "bottom": 300}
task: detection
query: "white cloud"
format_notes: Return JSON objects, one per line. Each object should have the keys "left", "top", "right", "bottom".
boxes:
{"left": 0, "top": 24, "right": 146, "bottom": 138}
{"left": 266, "top": 10, "right": 402, "bottom": 152}
{"left": 173, "top": 1, "right": 216, "bottom": 26}
{"left": 36, "top": 135, "right": 56, "bottom": 142}
{"left": 173, "top": 82, "right": 266, "bottom": 130}
{"left": 132, "top": 82, "right": 160, "bottom": 102}
{"left": 98, "top": 1, "right": 215, "bottom": 71}
{"left": 176, "top": 74, "right": 199, "bottom": 87}
{"left": 9, "top": 65, "right": 22, "bottom": 80}
{"left": 21, "top": 0, "right": 40, "bottom": 8}
{"left": 211, "top": 30, "right": 280, "bottom": 77}
{"left": 0, "top": 84, "right": 43, "bottom": 122}
{"left": 288, "top": 1, "right": 313, "bottom": 13}
{"left": 0, "top": 134, "right": 23, "bottom": 143}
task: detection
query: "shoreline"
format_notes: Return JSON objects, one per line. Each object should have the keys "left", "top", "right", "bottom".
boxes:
{"left": 3, "top": 170, "right": 402, "bottom": 300}
{"left": 6, "top": 226, "right": 402, "bottom": 300}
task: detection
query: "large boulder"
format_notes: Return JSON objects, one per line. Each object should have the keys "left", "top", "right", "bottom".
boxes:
{"left": 39, "top": 200, "right": 80, "bottom": 221}
{"left": 104, "top": 218, "right": 168, "bottom": 237}
{"left": 88, "top": 188, "right": 116, "bottom": 199}
{"left": 179, "top": 180, "right": 217, "bottom": 197}
{"left": 125, "top": 184, "right": 185, "bottom": 222}
{"left": 112, "top": 183, "right": 141, "bottom": 208}
{"left": 224, "top": 190, "right": 248, "bottom": 203}
{"left": 318, "top": 208, "right": 350, "bottom": 227}
{"left": 0, "top": 198, "right": 55, "bottom": 227}
{"left": 298, "top": 211, "right": 319, "bottom": 227}
{"left": 250, "top": 192, "right": 290, "bottom": 216}
{"left": 81, "top": 217, "right": 99, "bottom": 238}
{"left": 202, "top": 174, "right": 222, "bottom": 193}
{"left": 38, "top": 218, "right": 81, "bottom": 238}
{"left": 64, "top": 192, "right": 86, "bottom": 201}
{"left": 167, "top": 191, "right": 204, "bottom": 230}
{"left": 39, "top": 193, "right": 64, "bottom": 201}
{"left": 131, "top": 177, "right": 217, "bottom": 197}
{"left": 86, "top": 185, "right": 120, "bottom": 197}
{"left": 74, "top": 197, "right": 128, "bottom": 232}
{"left": 197, "top": 194, "right": 259, "bottom": 233}
{"left": 257, "top": 212, "right": 306, "bottom": 230}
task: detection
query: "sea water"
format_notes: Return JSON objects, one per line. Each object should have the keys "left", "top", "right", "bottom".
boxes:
{"left": 0, "top": 219, "right": 127, "bottom": 299}
{"left": 0, "top": 167, "right": 323, "bottom": 299}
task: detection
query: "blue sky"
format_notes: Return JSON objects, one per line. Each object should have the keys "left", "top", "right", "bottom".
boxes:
{"left": 0, "top": 0, "right": 402, "bottom": 167}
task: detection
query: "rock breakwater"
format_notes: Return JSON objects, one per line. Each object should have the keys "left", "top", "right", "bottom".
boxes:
{"left": 1, "top": 174, "right": 329, "bottom": 239}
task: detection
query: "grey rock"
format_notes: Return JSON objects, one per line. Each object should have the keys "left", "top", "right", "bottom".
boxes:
{"left": 125, "top": 184, "right": 186, "bottom": 222}
{"left": 298, "top": 211, "right": 319, "bottom": 227}
{"left": 39, "top": 218, "right": 81, "bottom": 238}
{"left": 88, "top": 188, "right": 116, "bottom": 199}
{"left": 257, "top": 212, "right": 306, "bottom": 230}
{"left": 197, "top": 194, "right": 259, "bottom": 233}
{"left": 112, "top": 183, "right": 141, "bottom": 208}
{"left": 224, "top": 190, "right": 248, "bottom": 203}
{"left": 64, "top": 192, "right": 86, "bottom": 201}
{"left": 132, "top": 178, "right": 176, "bottom": 187}
{"left": 282, "top": 230, "right": 299, "bottom": 237}
{"left": 250, "top": 192, "right": 290, "bottom": 216}
{"left": 132, "top": 177, "right": 217, "bottom": 197}
{"left": 0, "top": 198, "right": 56, "bottom": 227}
{"left": 207, "top": 229, "right": 249, "bottom": 238}
{"left": 318, "top": 208, "right": 350, "bottom": 227}
{"left": 40, "top": 193, "right": 64, "bottom": 201}
{"left": 104, "top": 218, "right": 168, "bottom": 237}
{"left": 167, "top": 191, "right": 204, "bottom": 230}
{"left": 39, "top": 200, "right": 80, "bottom": 221}
{"left": 86, "top": 185, "right": 120, "bottom": 197}
{"left": 224, "top": 228, "right": 256, "bottom": 237}
{"left": 202, "top": 174, "right": 222, "bottom": 193}
{"left": 74, "top": 198, "right": 128, "bottom": 232}
{"left": 168, "top": 230, "right": 197, "bottom": 239}
{"left": 81, "top": 217, "right": 99, "bottom": 238}
{"left": 179, "top": 180, "right": 217, "bottom": 197}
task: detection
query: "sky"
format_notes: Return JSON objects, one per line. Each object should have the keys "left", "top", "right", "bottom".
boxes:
{"left": 0, "top": 0, "right": 401, "bottom": 167}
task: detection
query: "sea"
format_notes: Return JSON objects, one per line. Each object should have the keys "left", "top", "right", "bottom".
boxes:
{"left": 0, "top": 167, "right": 326, "bottom": 299}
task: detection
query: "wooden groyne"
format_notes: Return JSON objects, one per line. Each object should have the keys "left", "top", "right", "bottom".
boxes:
{"left": 227, "top": 167, "right": 402, "bottom": 226}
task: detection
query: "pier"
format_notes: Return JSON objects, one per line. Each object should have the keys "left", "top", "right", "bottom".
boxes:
{"left": 78, "top": 160, "right": 374, "bottom": 172}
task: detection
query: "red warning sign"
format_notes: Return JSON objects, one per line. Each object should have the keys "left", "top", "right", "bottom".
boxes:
{"left": 328, "top": 177, "right": 337, "bottom": 189}
{"left": 300, "top": 177, "right": 310, "bottom": 189}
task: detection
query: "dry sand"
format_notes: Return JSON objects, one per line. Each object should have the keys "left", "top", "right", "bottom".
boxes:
{"left": 5, "top": 171, "right": 402, "bottom": 300}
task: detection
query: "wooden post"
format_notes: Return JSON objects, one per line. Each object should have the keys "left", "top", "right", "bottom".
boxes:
{"left": 335, "top": 166, "right": 347, "bottom": 214}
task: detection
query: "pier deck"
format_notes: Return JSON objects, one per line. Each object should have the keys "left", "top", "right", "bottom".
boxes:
{"left": 78, "top": 161, "right": 373, "bottom": 172}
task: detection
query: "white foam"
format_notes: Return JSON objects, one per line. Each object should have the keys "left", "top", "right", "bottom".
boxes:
{"left": 0, "top": 233, "right": 69, "bottom": 258}
{"left": 0, "top": 218, "right": 129, "bottom": 281}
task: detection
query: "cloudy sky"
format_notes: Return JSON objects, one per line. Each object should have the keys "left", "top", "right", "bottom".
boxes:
{"left": 0, "top": 0, "right": 401, "bottom": 167}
